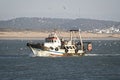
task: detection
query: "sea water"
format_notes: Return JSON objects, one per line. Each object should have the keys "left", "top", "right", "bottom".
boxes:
{"left": 0, "top": 39, "right": 120, "bottom": 80}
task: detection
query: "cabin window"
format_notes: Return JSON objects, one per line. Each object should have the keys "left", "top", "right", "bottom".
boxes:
{"left": 66, "top": 46, "right": 69, "bottom": 49}
{"left": 65, "top": 46, "right": 73, "bottom": 49}
{"left": 52, "top": 40, "right": 53, "bottom": 42}
{"left": 73, "top": 46, "right": 75, "bottom": 49}
{"left": 69, "top": 46, "right": 72, "bottom": 49}
{"left": 45, "top": 39, "right": 52, "bottom": 42}
{"left": 53, "top": 40, "right": 56, "bottom": 42}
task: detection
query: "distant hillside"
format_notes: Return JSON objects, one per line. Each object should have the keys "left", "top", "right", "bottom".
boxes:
{"left": 0, "top": 17, "right": 120, "bottom": 31}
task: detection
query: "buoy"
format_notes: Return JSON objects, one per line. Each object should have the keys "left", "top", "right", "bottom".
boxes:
{"left": 87, "top": 43, "right": 92, "bottom": 51}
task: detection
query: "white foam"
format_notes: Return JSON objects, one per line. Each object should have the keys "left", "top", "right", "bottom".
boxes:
{"left": 85, "top": 54, "right": 120, "bottom": 56}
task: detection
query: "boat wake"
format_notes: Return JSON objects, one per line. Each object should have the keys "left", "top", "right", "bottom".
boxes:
{"left": 85, "top": 54, "right": 120, "bottom": 56}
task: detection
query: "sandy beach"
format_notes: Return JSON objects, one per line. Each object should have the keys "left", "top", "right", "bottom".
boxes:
{"left": 0, "top": 31, "right": 120, "bottom": 40}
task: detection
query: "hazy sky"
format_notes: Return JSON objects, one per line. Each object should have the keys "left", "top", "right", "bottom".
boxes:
{"left": 0, "top": 0, "right": 120, "bottom": 21}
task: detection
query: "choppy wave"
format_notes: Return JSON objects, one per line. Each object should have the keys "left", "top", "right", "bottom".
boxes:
{"left": 0, "top": 55, "right": 27, "bottom": 59}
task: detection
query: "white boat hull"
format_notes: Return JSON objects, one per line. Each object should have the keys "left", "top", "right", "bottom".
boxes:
{"left": 30, "top": 47, "right": 64, "bottom": 57}
{"left": 29, "top": 47, "right": 85, "bottom": 57}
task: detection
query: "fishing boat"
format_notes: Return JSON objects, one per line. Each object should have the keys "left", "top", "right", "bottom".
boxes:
{"left": 27, "top": 29, "right": 92, "bottom": 57}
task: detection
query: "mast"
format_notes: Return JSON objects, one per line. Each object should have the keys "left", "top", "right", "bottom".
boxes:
{"left": 78, "top": 29, "right": 83, "bottom": 50}
{"left": 70, "top": 31, "right": 72, "bottom": 44}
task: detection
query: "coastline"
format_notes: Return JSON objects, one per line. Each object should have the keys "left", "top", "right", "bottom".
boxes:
{"left": 0, "top": 31, "right": 120, "bottom": 40}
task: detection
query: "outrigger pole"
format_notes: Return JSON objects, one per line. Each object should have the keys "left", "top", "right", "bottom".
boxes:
{"left": 78, "top": 29, "right": 83, "bottom": 50}
{"left": 69, "top": 29, "right": 84, "bottom": 50}
{"left": 70, "top": 31, "right": 72, "bottom": 45}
